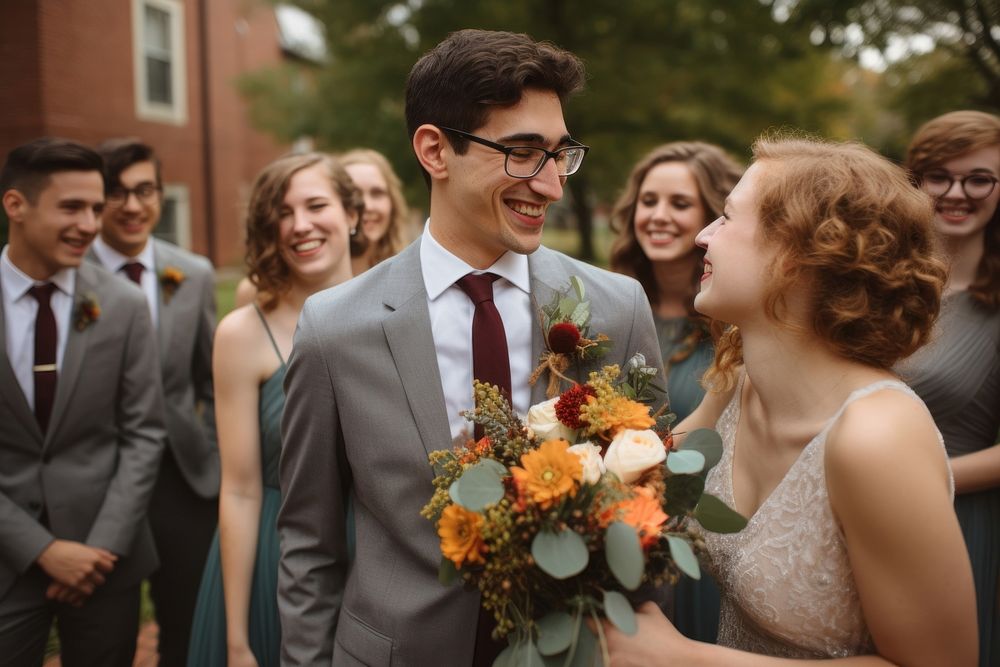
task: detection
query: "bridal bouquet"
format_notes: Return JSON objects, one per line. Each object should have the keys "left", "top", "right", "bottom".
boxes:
{"left": 421, "top": 355, "right": 746, "bottom": 666}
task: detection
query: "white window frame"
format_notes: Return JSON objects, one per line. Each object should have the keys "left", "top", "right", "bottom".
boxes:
{"left": 132, "top": 0, "right": 188, "bottom": 125}
{"left": 157, "top": 184, "right": 192, "bottom": 249}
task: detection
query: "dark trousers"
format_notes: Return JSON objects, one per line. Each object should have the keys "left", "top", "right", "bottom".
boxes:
{"left": 147, "top": 448, "right": 218, "bottom": 667}
{"left": 0, "top": 567, "right": 140, "bottom": 667}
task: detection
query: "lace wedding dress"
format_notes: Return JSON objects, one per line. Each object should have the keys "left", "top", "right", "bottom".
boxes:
{"left": 700, "top": 378, "right": 952, "bottom": 658}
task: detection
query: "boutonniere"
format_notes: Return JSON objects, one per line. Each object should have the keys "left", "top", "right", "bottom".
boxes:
{"left": 159, "top": 266, "right": 185, "bottom": 304}
{"left": 74, "top": 293, "right": 101, "bottom": 331}
{"left": 529, "top": 276, "right": 612, "bottom": 398}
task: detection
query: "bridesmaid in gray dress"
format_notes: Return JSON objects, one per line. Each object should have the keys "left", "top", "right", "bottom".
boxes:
{"left": 900, "top": 110, "right": 1000, "bottom": 667}
{"left": 187, "top": 153, "right": 362, "bottom": 667}
{"left": 609, "top": 142, "right": 743, "bottom": 642}
{"left": 601, "top": 136, "right": 977, "bottom": 665}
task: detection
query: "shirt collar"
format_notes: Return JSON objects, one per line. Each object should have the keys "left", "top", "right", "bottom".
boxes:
{"left": 0, "top": 244, "right": 76, "bottom": 300}
{"left": 420, "top": 222, "right": 531, "bottom": 301}
{"left": 91, "top": 236, "right": 155, "bottom": 275}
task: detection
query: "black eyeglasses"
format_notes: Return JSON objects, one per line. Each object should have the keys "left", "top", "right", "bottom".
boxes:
{"left": 920, "top": 171, "right": 999, "bottom": 201}
{"left": 106, "top": 183, "right": 161, "bottom": 206}
{"left": 438, "top": 126, "right": 589, "bottom": 179}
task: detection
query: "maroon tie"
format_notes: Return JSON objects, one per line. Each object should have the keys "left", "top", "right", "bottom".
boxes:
{"left": 455, "top": 272, "right": 509, "bottom": 667}
{"left": 122, "top": 261, "right": 144, "bottom": 284}
{"left": 29, "top": 283, "right": 58, "bottom": 433}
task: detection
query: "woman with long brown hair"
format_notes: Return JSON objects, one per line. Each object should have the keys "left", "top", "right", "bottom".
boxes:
{"left": 341, "top": 148, "right": 411, "bottom": 275}
{"left": 188, "top": 153, "right": 362, "bottom": 667}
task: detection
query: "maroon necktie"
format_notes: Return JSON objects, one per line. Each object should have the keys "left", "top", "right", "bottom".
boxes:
{"left": 29, "top": 283, "right": 58, "bottom": 433}
{"left": 122, "top": 261, "right": 144, "bottom": 284}
{"left": 455, "top": 272, "right": 509, "bottom": 667}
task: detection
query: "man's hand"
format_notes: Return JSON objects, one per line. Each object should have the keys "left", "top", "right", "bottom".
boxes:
{"left": 36, "top": 540, "right": 117, "bottom": 596}
{"left": 45, "top": 581, "right": 88, "bottom": 607}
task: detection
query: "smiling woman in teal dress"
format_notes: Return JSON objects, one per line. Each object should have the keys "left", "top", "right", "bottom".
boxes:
{"left": 187, "top": 153, "right": 362, "bottom": 667}
{"left": 609, "top": 142, "right": 743, "bottom": 642}
{"left": 899, "top": 110, "right": 1000, "bottom": 667}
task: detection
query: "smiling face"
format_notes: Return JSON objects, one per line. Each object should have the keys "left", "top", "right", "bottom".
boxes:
{"left": 3, "top": 170, "right": 104, "bottom": 280}
{"left": 99, "top": 160, "right": 161, "bottom": 257}
{"left": 634, "top": 161, "right": 706, "bottom": 264}
{"left": 278, "top": 164, "right": 356, "bottom": 286}
{"left": 693, "top": 162, "right": 775, "bottom": 325}
{"left": 920, "top": 145, "right": 1000, "bottom": 245}
{"left": 434, "top": 88, "right": 571, "bottom": 268}
{"left": 346, "top": 161, "right": 393, "bottom": 244}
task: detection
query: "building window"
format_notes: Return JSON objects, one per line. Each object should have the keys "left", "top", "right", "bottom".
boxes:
{"left": 156, "top": 184, "right": 191, "bottom": 249}
{"left": 133, "top": 0, "right": 187, "bottom": 125}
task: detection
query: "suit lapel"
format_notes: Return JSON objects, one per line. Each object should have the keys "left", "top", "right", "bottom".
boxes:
{"left": 45, "top": 266, "right": 96, "bottom": 447}
{"left": 381, "top": 242, "right": 452, "bottom": 462}
{"left": 0, "top": 275, "right": 44, "bottom": 442}
{"left": 153, "top": 241, "right": 173, "bottom": 364}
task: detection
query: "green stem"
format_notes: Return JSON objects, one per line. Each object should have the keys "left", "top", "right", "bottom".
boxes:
{"left": 590, "top": 607, "right": 611, "bottom": 667}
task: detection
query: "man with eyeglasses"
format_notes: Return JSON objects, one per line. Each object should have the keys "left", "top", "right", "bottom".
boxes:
{"left": 278, "top": 29, "right": 663, "bottom": 666}
{"left": 87, "top": 138, "right": 218, "bottom": 667}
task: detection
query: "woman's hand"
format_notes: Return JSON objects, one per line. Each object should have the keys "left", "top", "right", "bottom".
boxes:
{"left": 226, "top": 643, "right": 260, "bottom": 667}
{"left": 602, "top": 602, "right": 694, "bottom": 666}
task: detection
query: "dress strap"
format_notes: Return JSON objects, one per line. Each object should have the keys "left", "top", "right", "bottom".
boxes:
{"left": 252, "top": 303, "right": 286, "bottom": 367}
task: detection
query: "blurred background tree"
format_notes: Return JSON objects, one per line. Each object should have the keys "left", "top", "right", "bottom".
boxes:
{"left": 239, "top": 0, "right": 997, "bottom": 260}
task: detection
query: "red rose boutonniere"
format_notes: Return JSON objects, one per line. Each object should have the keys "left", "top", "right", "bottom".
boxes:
{"left": 529, "top": 276, "right": 612, "bottom": 398}
{"left": 160, "top": 266, "right": 185, "bottom": 304}
{"left": 74, "top": 293, "right": 101, "bottom": 331}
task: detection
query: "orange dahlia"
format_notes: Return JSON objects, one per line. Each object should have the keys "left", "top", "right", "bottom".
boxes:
{"left": 438, "top": 504, "right": 487, "bottom": 567}
{"left": 618, "top": 487, "right": 668, "bottom": 548}
{"left": 511, "top": 439, "right": 583, "bottom": 508}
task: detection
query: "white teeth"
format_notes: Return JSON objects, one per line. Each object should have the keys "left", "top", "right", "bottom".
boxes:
{"left": 649, "top": 231, "right": 676, "bottom": 240}
{"left": 509, "top": 202, "right": 544, "bottom": 217}
{"left": 939, "top": 208, "right": 970, "bottom": 216}
{"left": 294, "top": 240, "right": 322, "bottom": 252}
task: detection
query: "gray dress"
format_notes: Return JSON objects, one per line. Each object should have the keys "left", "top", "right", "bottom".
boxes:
{"left": 896, "top": 291, "right": 1000, "bottom": 667}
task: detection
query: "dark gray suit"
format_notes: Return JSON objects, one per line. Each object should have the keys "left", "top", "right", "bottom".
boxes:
{"left": 278, "top": 241, "right": 663, "bottom": 666}
{"left": 88, "top": 238, "right": 218, "bottom": 667}
{"left": 0, "top": 259, "right": 165, "bottom": 666}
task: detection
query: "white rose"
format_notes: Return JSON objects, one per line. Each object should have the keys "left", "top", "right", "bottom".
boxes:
{"left": 567, "top": 442, "right": 607, "bottom": 485}
{"left": 526, "top": 397, "right": 579, "bottom": 444}
{"left": 604, "top": 429, "right": 667, "bottom": 484}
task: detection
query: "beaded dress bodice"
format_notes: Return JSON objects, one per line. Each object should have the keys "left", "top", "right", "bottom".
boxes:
{"left": 701, "top": 378, "right": 951, "bottom": 658}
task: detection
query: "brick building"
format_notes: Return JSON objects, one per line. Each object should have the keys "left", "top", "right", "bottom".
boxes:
{"left": 0, "top": 0, "right": 319, "bottom": 267}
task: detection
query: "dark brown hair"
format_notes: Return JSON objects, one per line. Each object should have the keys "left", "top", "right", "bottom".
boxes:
{"left": 340, "top": 148, "right": 409, "bottom": 267}
{"left": 96, "top": 137, "right": 162, "bottom": 191}
{"left": 705, "top": 135, "right": 948, "bottom": 392}
{"left": 1, "top": 137, "right": 103, "bottom": 203}
{"left": 404, "top": 29, "right": 586, "bottom": 185}
{"left": 906, "top": 110, "right": 1000, "bottom": 309}
{"left": 609, "top": 142, "right": 743, "bottom": 314}
{"left": 245, "top": 152, "right": 364, "bottom": 311}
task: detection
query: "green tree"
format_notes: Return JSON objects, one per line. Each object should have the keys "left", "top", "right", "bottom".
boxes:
{"left": 244, "top": 0, "right": 855, "bottom": 259}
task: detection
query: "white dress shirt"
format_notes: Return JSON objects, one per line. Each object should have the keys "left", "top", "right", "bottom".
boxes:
{"left": 91, "top": 236, "right": 158, "bottom": 328}
{"left": 420, "top": 224, "right": 534, "bottom": 440}
{"left": 1, "top": 246, "right": 75, "bottom": 410}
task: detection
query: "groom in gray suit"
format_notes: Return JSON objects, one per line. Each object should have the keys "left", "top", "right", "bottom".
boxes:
{"left": 278, "top": 30, "right": 662, "bottom": 666}
{"left": 0, "top": 138, "right": 165, "bottom": 666}
{"left": 87, "top": 138, "right": 218, "bottom": 667}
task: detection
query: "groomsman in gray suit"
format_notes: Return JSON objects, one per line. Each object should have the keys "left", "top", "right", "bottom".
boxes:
{"left": 88, "top": 139, "right": 218, "bottom": 667}
{"left": 0, "top": 138, "right": 165, "bottom": 666}
{"left": 278, "top": 30, "right": 663, "bottom": 666}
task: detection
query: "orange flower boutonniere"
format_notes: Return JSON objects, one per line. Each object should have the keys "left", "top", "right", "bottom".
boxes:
{"left": 74, "top": 293, "right": 101, "bottom": 331}
{"left": 160, "top": 266, "right": 185, "bottom": 304}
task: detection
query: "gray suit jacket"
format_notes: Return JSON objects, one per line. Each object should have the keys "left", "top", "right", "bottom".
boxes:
{"left": 278, "top": 241, "right": 663, "bottom": 666}
{"left": 0, "top": 260, "right": 166, "bottom": 600}
{"left": 87, "top": 239, "right": 218, "bottom": 498}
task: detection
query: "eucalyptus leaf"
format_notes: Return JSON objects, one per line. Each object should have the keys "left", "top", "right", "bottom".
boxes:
{"left": 438, "top": 556, "right": 458, "bottom": 585}
{"left": 555, "top": 623, "right": 600, "bottom": 667}
{"left": 605, "top": 522, "right": 643, "bottom": 590}
{"left": 603, "top": 590, "right": 638, "bottom": 635}
{"left": 494, "top": 639, "right": 546, "bottom": 667}
{"left": 448, "top": 480, "right": 462, "bottom": 505}
{"left": 557, "top": 297, "right": 576, "bottom": 320}
{"left": 569, "top": 301, "right": 590, "bottom": 329}
{"left": 667, "top": 535, "right": 701, "bottom": 579}
{"left": 666, "top": 449, "right": 705, "bottom": 475}
{"left": 477, "top": 458, "right": 508, "bottom": 477}
{"left": 694, "top": 493, "right": 748, "bottom": 534}
{"left": 536, "top": 611, "right": 575, "bottom": 656}
{"left": 455, "top": 463, "right": 505, "bottom": 511}
{"left": 681, "top": 428, "right": 724, "bottom": 473}
{"left": 532, "top": 529, "right": 589, "bottom": 579}
{"left": 571, "top": 275, "right": 586, "bottom": 301}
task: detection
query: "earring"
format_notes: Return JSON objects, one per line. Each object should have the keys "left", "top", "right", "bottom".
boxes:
{"left": 350, "top": 226, "right": 358, "bottom": 236}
